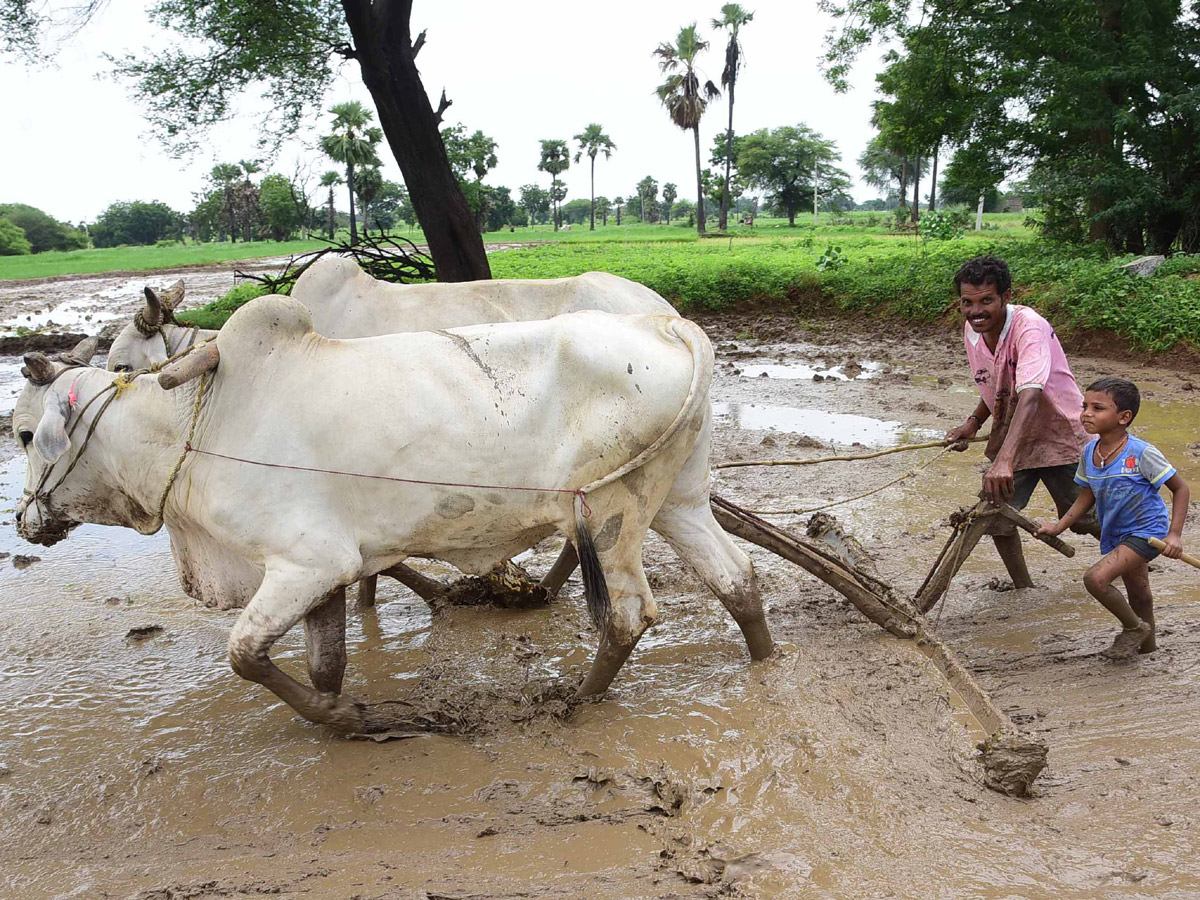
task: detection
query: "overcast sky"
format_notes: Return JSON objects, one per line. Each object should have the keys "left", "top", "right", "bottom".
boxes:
{"left": 0, "top": 0, "right": 893, "bottom": 224}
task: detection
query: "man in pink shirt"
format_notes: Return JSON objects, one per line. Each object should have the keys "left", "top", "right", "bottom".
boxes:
{"left": 945, "top": 256, "right": 1098, "bottom": 583}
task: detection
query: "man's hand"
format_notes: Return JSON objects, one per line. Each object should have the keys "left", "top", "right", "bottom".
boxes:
{"left": 944, "top": 418, "right": 980, "bottom": 452}
{"left": 983, "top": 458, "right": 1015, "bottom": 505}
{"left": 1161, "top": 533, "right": 1184, "bottom": 559}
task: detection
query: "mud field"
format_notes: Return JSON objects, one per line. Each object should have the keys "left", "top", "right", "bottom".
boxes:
{"left": 2, "top": 267, "right": 1200, "bottom": 899}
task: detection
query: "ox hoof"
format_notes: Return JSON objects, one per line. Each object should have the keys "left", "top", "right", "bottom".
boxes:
{"left": 311, "top": 693, "right": 370, "bottom": 734}
{"left": 355, "top": 699, "right": 471, "bottom": 736}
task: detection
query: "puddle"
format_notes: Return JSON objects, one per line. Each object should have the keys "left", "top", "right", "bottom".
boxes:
{"left": 0, "top": 356, "right": 22, "bottom": 416}
{"left": 737, "top": 360, "right": 883, "bottom": 381}
{"left": 712, "top": 402, "right": 941, "bottom": 447}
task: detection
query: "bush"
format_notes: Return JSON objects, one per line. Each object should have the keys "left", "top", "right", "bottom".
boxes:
{"left": 920, "top": 209, "right": 965, "bottom": 242}
{"left": 0, "top": 218, "right": 32, "bottom": 255}
{"left": 175, "top": 281, "right": 271, "bottom": 329}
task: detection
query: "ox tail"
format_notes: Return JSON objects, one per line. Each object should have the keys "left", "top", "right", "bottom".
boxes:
{"left": 579, "top": 316, "right": 714, "bottom": 497}
{"left": 575, "top": 499, "right": 611, "bottom": 631}
{"left": 570, "top": 316, "right": 713, "bottom": 632}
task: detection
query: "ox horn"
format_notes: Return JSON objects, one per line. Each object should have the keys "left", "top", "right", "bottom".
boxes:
{"left": 157, "top": 342, "right": 220, "bottom": 390}
{"left": 21, "top": 352, "right": 58, "bottom": 386}
{"left": 142, "top": 287, "right": 164, "bottom": 328}
{"left": 161, "top": 279, "right": 185, "bottom": 310}
{"left": 58, "top": 336, "right": 99, "bottom": 367}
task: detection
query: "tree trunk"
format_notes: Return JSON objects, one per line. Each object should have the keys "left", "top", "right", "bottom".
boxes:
{"left": 347, "top": 162, "right": 358, "bottom": 245}
{"left": 788, "top": 204, "right": 796, "bottom": 227}
{"left": 616, "top": 205, "right": 621, "bottom": 226}
{"left": 929, "top": 143, "right": 940, "bottom": 212}
{"left": 225, "top": 186, "right": 237, "bottom": 242}
{"left": 589, "top": 155, "right": 596, "bottom": 231}
{"left": 911, "top": 155, "right": 921, "bottom": 224}
{"left": 899, "top": 156, "right": 908, "bottom": 209}
{"left": 720, "top": 78, "right": 735, "bottom": 231}
{"left": 602, "top": 207, "right": 607, "bottom": 226}
{"left": 340, "top": 0, "right": 490, "bottom": 282}
{"left": 693, "top": 125, "right": 706, "bottom": 235}
{"left": 975, "top": 192, "right": 985, "bottom": 231}
{"left": 327, "top": 187, "right": 336, "bottom": 240}
{"left": 813, "top": 168, "right": 819, "bottom": 225}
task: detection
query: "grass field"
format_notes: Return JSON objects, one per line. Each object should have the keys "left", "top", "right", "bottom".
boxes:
{"left": 6, "top": 213, "right": 1200, "bottom": 351}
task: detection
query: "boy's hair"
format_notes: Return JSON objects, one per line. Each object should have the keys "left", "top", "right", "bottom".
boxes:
{"left": 1086, "top": 376, "right": 1141, "bottom": 421}
{"left": 954, "top": 255, "right": 1012, "bottom": 297}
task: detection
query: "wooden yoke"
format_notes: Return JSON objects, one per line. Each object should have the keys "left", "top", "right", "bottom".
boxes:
{"left": 158, "top": 343, "right": 220, "bottom": 390}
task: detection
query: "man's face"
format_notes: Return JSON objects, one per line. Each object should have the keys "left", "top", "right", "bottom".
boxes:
{"left": 958, "top": 282, "right": 1011, "bottom": 336}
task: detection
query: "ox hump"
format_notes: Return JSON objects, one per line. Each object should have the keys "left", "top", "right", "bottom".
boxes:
{"left": 219, "top": 294, "right": 314, "bottom": 357}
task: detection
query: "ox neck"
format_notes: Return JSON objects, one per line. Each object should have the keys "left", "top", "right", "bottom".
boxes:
{"left": 61, "top": 368, "right": 201, "bottom": 534}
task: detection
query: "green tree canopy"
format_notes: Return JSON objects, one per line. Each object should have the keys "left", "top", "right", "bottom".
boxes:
{"left": 734, "top": 125, "right": 851, "bottom": 225}
{"left": 0, "top": 217, "right": 31, "bottom": 255}
{"left": 90, "top": 200, "right": 183, "bottom": 247}
{"left": 258, "top": 174, "right": 302, "bottom": 241}
{"left": 821, "top": 0, "right": 1200, "bottom": 252}
{"left": 0, "top": 203, "right": 87, "bottom": 252}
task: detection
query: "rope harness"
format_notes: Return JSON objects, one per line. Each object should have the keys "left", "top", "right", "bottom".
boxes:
{"left": 23, "top": 345, "right": 594, "bottom": 533}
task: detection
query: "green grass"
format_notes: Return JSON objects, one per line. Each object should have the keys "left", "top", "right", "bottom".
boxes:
{"left": 0, "top": 237, "right": 333, "bottom": 280}
{"left": 10, "top": 211, "right": 1200, "bottom": 351}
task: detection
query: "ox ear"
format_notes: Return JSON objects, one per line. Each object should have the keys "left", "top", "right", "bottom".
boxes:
{"left": 21, "top": 352, "right": 57, "bottom": 386}
{"left": 161, "top": 279, "right": 185, "bottom": 310}
{"left": 33, "top": 396, "right": 70, "bottom": 464}
{"left": 59, "top": 336, "right": 99, "bottom": 367}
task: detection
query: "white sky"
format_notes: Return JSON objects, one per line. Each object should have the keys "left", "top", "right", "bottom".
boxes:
{"left": 0, "top": 0, "right": 893, "bottom": 224}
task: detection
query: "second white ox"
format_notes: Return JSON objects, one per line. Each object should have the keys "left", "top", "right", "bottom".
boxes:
{"left": 16, "top": 298, "right": 773, "bottom": 733}
{"left": 105, "top": 258, "right": 678, "bottom": 371}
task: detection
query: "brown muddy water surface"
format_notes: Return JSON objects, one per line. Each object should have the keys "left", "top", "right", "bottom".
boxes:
{"left": 2, "top": 271, "right": 1200, "bottom": 899}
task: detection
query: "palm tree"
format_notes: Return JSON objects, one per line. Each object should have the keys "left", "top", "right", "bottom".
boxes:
{"left": 711, "top": 4, "right": 754, "bottom": 231}
{"left": 319, "top": 101, "right": 382, "bottom": 245}
{"left": 537, "top": 139, "right": 570, "bottom": 231}
{"left": 662, "top": 182, "right": 678, "bottom": 224}
{"left": 355, "top": 166, "right": 383, "bottom": 235}
{"left": 654, "top": 24, "right": 720, "bottom": 235}
{"left": 210, "top": 163, "right": 241, "bottom": 242}
{"left": 573, "top": 124, "right": 617, "bottom": 231}
{"left": 319, "top": 170, "right": 343, "bottom": 240}
{"left": 614, "top": 195, "right": 624, "bottom": 226}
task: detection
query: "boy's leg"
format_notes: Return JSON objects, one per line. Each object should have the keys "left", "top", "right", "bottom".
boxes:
{"left": 1083, "top": 544, "right": 1154, "bottom": 659}
{"left": 1121, "top": 559, "right": 1156, "bottom": 653}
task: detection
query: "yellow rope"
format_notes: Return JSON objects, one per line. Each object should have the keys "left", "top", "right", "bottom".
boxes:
{"left": 738, "top": 445, "right": 953, "bottom": 516}
{"left": 151, "top": 372, "right": 209, "bottom": 528}
{"left": 713, "top": 435, "right": 988, "bottom": 469}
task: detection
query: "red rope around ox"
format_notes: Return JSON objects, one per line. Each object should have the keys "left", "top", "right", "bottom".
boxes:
{"left": 182, "top": 444, "right": 593, "bottom": 517}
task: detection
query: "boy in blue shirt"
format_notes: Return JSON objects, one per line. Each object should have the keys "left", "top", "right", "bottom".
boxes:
{"left": 1038, "top": 377, "right": 1189, "bottom": 659}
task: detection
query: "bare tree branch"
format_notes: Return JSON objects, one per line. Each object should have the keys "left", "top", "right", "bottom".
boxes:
{"left": 434, "top": 88, "right": 452, "bottom": 124}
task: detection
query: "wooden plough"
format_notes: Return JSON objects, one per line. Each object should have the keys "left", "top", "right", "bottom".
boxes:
{"left": 710, "top": 494, "right": 1052, "bottom": 797}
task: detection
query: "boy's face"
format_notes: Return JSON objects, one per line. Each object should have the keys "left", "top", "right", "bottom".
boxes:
{"left": 1081, "top": 390, "right": 1133, "bottom": 435}
{"left": 958, "top": 282, "right": 1010, "bottom": 337}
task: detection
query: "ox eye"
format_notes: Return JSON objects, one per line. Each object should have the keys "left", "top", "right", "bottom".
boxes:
{"left": 19, "top": 430, "right": 33, "bottom": 447}
{"left": 113, "top": 364, "right": 132, "bottom": 373}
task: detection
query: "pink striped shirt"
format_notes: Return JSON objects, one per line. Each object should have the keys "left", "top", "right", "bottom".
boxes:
{"left": 963, "top": 304, "right": 1088, "bottom": 470}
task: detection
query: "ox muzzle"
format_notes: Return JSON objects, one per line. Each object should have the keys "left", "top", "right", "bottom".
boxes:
{"left": 15, "top": 493, "right": 78, "bottom": 547}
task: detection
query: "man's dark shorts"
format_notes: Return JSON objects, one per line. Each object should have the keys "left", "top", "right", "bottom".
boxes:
{"left": 1011, "top": 463, "right": 1101, "bottom": 537}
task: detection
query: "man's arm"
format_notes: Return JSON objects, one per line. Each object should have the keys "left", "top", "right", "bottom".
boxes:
{"left": 945, "top": 399, "right": 990, "bottom": 451}
{"left": 984, "top": 387, "right": 1042, "bottom": 504}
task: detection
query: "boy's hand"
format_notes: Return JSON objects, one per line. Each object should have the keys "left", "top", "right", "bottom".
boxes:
{"left": 1161, "top": 534, "right": 1184, "bottom": 559}
{"left": 1037, "top": 521, "right": 1064, "bottom": 539}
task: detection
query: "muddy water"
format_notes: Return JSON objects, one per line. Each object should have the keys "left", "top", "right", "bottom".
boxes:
{"left": 2, "top": 291, "right": 1200, "bottom": 898}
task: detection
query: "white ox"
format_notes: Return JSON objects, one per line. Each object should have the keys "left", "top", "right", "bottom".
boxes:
{"left": 108, "top": 259, "right": 683, "bottom": 604}
{"left": 15, "top": 301, "right": 772, "bottom": 733}
{"left": 105, "top": 258, "right": 678, "bottom": 371}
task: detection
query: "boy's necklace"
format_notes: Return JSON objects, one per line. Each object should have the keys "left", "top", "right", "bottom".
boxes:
{"left": 1095, "top": 434, "right": 1129, "bottom": 467}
